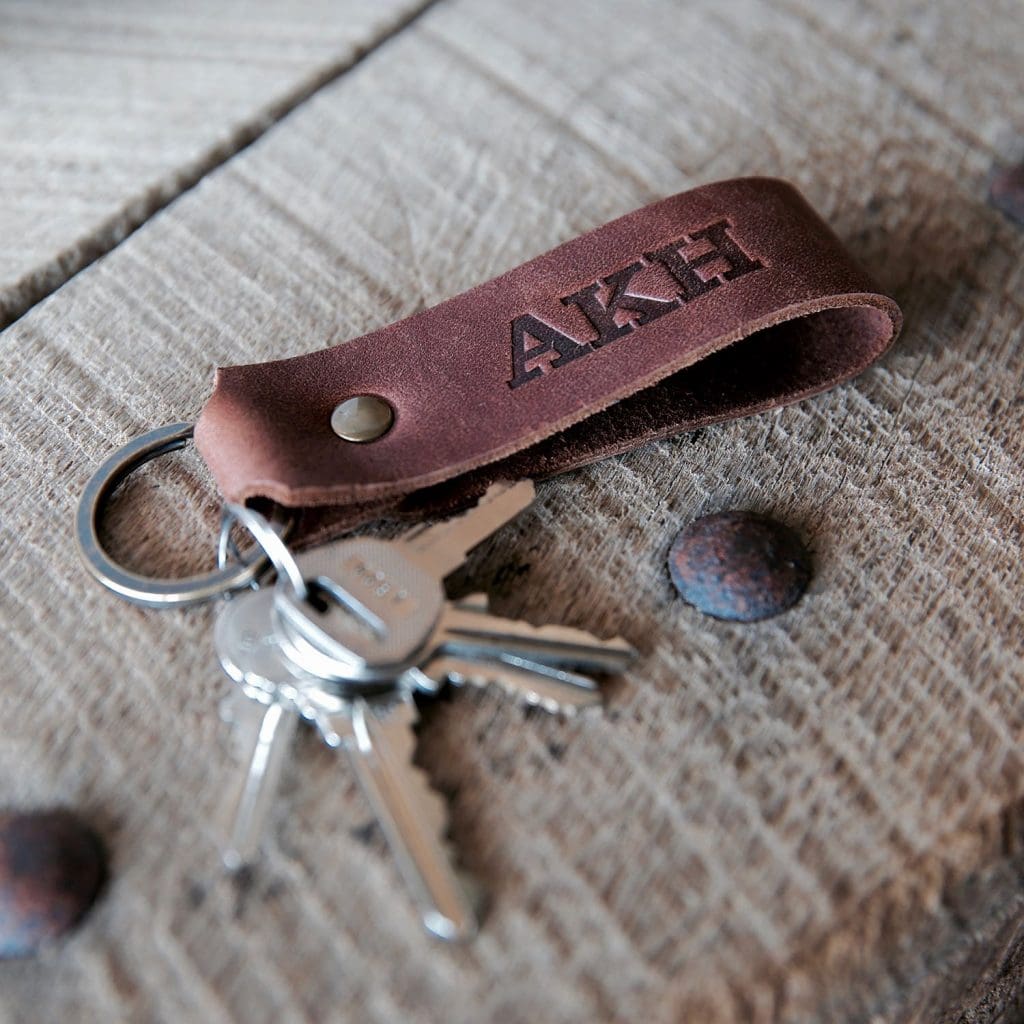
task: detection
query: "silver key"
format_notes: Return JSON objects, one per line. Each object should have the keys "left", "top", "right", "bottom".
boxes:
{"left": 273, "top": 481, "right": 634, "bottom": 701}
{"left": 409, "top": 599, "right": 632, "bottom": 713}
{"left": 211, "top": 486, "right": 634, "bottom": 940}
{"left": 215, "top": 588, "right": 316, "bottom": 871}
{"left": 422, "top": 655, "right": 601, "bottom": 714}
{"left": 274, "top": 535, "right": 444, "bottom": 686}
{"left": 273, "top": 481, "right": 533, "bottom": 687}
{"left": 218, "top": 590, "right": 476, "bottom": 940}
{"left": 308, "top": 686, "right": 477, "bottom": 941}
{"left": 219, "top": 695, "right": 300, "bottom": 872}
{"left": 399, "top": 480, "right": 536, "bottom": 578}
{"left": 430, "top": 602, "right": 635, "bottom": 675}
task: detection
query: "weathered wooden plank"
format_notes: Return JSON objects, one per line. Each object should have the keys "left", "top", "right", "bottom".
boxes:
{"left": 0, "top": 0, "right": 432, "bottom": 328}
{"left": 0, "top": 0, "right": 1022, "bottom": 1020}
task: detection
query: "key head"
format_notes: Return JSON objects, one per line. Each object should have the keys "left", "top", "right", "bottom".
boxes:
{"left": 215, "top": 588, "right": 319, "bottom": 704}
{"left": 274, "top": 538, "right": 445, "bottom": 687}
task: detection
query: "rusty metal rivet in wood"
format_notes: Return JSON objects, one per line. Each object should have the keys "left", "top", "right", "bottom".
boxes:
{"left": 668, "top": 511, "right": 811, "bottom": 622}
{"left": 330, "top": 395, "right": 394, "bottom": 443}
{"left": 0, "top": 810, "right": 106, "bottom": 958}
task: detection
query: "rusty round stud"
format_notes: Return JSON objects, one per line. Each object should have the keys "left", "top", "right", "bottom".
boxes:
{"left": 668, "top": 510, "right": 811, "bottom": 622}
{"left": 0, "top": 810, "right": 106, "bottom": 958}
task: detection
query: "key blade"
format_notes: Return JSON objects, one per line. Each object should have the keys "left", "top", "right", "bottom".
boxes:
{"left": 221, "top": 698, "right": 299, "bottom": 872}
{"left": 425, "top": 654, "right": 602, "bottom": 715}
{"left": 437, "top": 605, "right": 636, "bottom": 674}
{"left": 214, "top": 588, "right": 315, "bottom": 871}
{"left": 400, "top": 480, "right": 536, "bottom": 578}
{"left": 318, "top": 695, "right": 477, "bottom": 942}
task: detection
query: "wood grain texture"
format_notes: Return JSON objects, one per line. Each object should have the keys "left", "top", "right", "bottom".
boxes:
{"left": 0, "top": 0, "right": 1022, "bottom": 1020}
{"left": 0, "top": 0, "right": 432, "bottom": 329}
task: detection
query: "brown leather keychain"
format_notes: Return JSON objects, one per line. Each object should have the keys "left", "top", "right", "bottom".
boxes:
{"left": 190, "top": 175, "right": 901, "bottom": 547}
{"left": 75, "top": 175, "right": 902, "bottom": 941}
{"left": 81, "top": 175, "right": 901, "bottom": 585}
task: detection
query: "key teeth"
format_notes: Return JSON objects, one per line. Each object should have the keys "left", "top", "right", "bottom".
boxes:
{"left": 397, "top": 760, "right": 461, "bottom": 891}
{"left": 362, "top": 695, "right": 457, "bottom": 859}
{"left": 444, "top": 667, "right": 602, "bottom": 718}
{"left": 419, "top": 765, "right": 456, "bottom": 857}
{"left": 439, "top": 604, "right": 637, "bottom": 667}
{"left": 520, "top": 684, "right": 602, "bottom": 717}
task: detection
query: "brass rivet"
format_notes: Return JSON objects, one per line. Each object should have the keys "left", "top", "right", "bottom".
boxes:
{"left": 330, "top": 395, "right": 394, "bottom": 443}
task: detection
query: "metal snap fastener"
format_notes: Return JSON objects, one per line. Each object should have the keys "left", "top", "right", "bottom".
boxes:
{"left": 330, "top": 395, "right": 394, "bottom": 443}
{"left": 668, "top": 510, "right": 811, "bottom": 622}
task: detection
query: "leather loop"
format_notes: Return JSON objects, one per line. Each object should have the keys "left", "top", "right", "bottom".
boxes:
{"left": 195, "top": 177, "right": 901, "bottom": 542}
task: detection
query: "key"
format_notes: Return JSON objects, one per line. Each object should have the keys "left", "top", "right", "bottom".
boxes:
{"left": 429, "top": 602, "right": 635, "bottom": 676}
{"left": 272, "top": 535, "right": 445, "bottom": 686}
{"left": 220, "top": 696, "right": 300, "bottom": 872}
{"left": 217, "top": 589, "right": 475, "bottom": 940}
{"left": 399, "top": 480, "right": 536, "bottom": 578}
{"left": 273, "top": 481, "right": 535, "bottom": 687}
{"left": 409, "top": 599, "right": 632, "bottom": 713}
{"left": 421, "top": 654, "right": 601, "bottom": 715}
{"left": 273, "top": 481, "right": 636, "bottom": 697}
{"left": 214, "top": 588, "right": 317, "bottom": 871}
{"left": 306, "top": 686, "right": 477, "bottom": 942}
{"left": 205, "top": 489, "right": 636, "bottom": 940}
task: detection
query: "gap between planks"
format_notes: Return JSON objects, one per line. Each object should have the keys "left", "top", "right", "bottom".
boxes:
{"left": 0, "top": 0, "right": 446, "bottom": 336}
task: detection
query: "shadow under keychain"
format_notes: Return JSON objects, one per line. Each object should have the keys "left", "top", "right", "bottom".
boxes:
{"left": 76, "top": 177, "right": 902, "bottom": 941}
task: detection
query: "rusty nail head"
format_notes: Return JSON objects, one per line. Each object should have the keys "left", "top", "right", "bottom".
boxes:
{"left": 668, "top": 510, "right": 812, "bottom": 622}
{"left": 0, "top": 810, "right": 106, "bottom": 958}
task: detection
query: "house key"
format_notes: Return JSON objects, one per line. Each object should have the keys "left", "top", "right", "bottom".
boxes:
{"left": 272, "top": 480, "right": 635, "bottom": 707}
{"left": 215, "top": 586, "right": 476, "bottom": 941}
{"left": 214, "top": 591, "right": 317, "bottom": 872}
{"left": 217, "top": 481, "right": 634, "bottom": 940}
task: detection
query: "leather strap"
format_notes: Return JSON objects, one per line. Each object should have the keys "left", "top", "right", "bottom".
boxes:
{"left": 194, "top": 177, "right": 901, "bottom": 543}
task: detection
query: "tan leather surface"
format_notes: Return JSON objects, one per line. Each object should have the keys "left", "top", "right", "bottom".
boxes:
{"left": 195, "top": 177, "right": 901, "bottom": 540}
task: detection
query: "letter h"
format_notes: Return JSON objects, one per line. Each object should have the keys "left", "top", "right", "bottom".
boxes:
{"left": 646, "top": 220, "right": 762, "bottom": 303}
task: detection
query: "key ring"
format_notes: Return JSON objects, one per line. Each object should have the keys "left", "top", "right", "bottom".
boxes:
{"left": 219, "top": 502, "right": 307, "bottom": 599}
{"left": 221, "top": 501, "right": 394, "bottom": 645}
{"left": 76, "top": 422, "right": 294, "bottom": 608}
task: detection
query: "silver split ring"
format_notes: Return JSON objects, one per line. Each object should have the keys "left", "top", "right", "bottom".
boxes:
{"left": 220, "top": 502, "right": 307, "bottom": 599}
{"left": 76, "top": 422, "right": 294, "bottom": 608}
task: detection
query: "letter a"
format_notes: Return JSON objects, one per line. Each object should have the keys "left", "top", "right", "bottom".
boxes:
{"left": 508, "top": 314, "right": 590, "bottom": 389}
